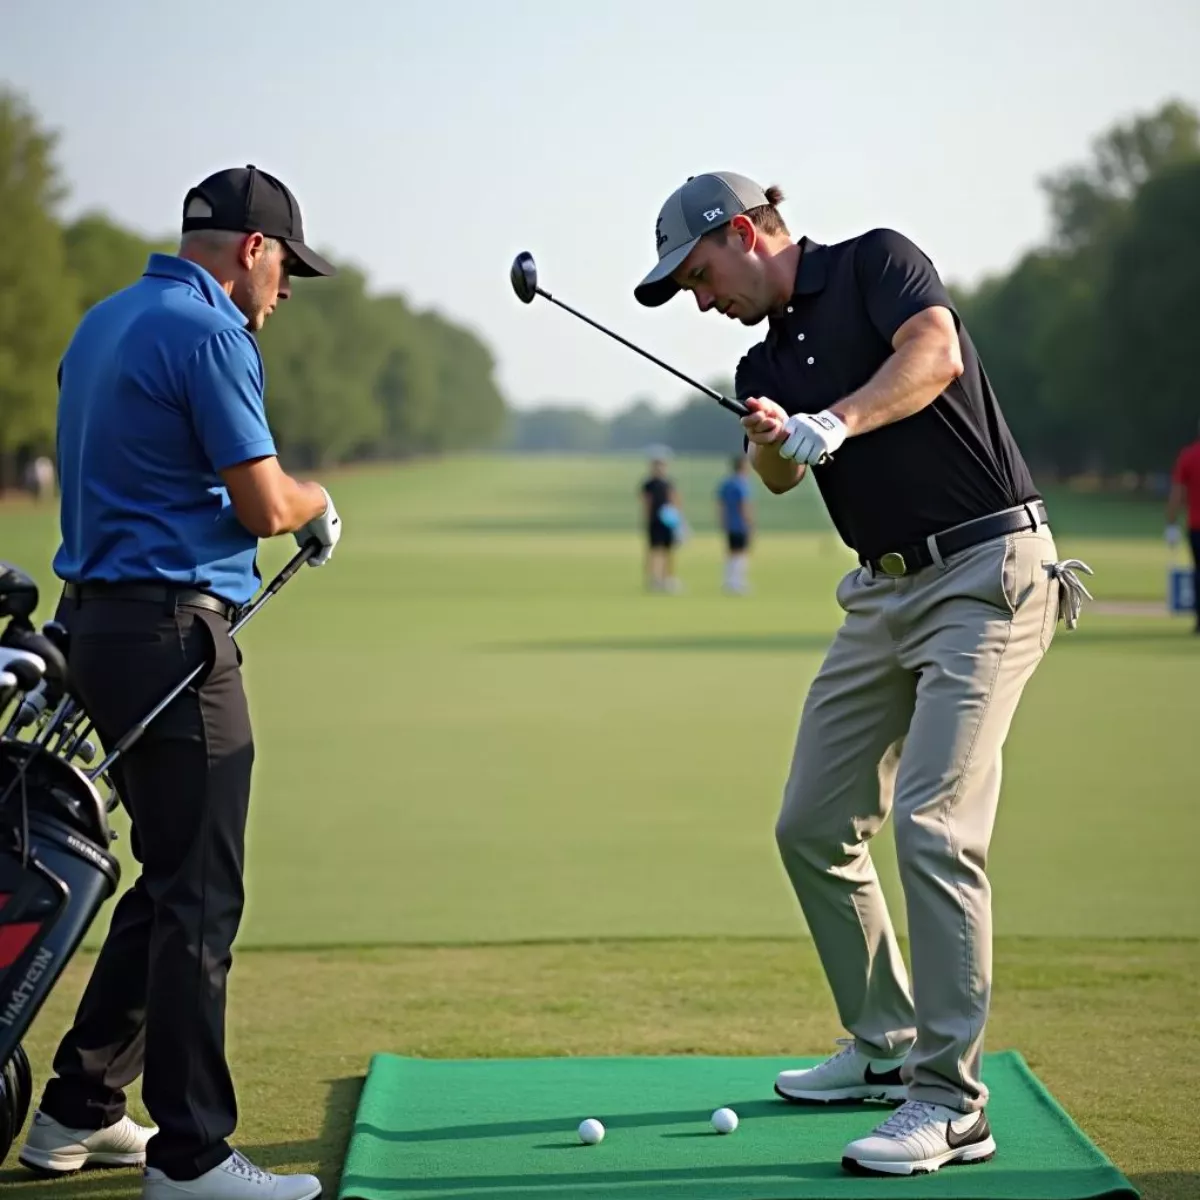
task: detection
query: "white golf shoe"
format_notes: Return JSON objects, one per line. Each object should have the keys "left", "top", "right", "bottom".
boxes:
{"left": 841, "top": 1099, "right": 996, "bottom": 1175}
{"left": 142, "top": 1150, "right": 321, "bottom": 1199}
{"left": 774, "top": 1037, "right": 909, "bottom": 1104}
{"left": 19, "top": 1109, "right": 157, "bottom": 1174}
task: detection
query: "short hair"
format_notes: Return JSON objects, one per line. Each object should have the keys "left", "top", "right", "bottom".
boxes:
{"left": 179, "top": 227, "right": 282, "bottom": 256}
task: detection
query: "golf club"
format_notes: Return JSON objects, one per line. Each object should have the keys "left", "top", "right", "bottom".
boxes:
{"left": 509, "top": 251, "right": 750, "bottom": 419}
{"left": 89, "top": 537, "right": 321, "bottom": 784}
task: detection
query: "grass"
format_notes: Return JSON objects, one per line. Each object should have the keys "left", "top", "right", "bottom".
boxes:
{"left": 1, "top": 455, "right": 1197, "bottom": 1197}
{"left": 2, "top": 939, "right": 1198, "bottom": 1199}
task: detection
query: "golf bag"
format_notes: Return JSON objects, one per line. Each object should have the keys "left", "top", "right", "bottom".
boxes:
{"left": 0, "top": 561, "right": 122, "bottom": 1167}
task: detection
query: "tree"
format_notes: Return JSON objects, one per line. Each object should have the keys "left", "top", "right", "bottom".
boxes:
{"left": 1041, "top": 99, "right": 1200, "bottom": 252}
{"left": 505, "top": 405, "right": 608, "bottom": 452}
{"left": 607, "top": 395, "right": 667, "bottom": 451}
{"left": 1091, "top": 159, "right": 1200, "bottom": 472}
{"left": 665, "top": 378, "right": 744, "bottom": 454}
{"left": 64, "top": 213, "right": 172, "bottom": 311}
{"left": 0, "top": 89, "right": 79, "bottom": 470}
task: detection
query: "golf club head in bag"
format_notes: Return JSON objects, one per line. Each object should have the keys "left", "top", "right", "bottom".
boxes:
{"left": 0, "top": 565, "right": 38, "bottom": 629}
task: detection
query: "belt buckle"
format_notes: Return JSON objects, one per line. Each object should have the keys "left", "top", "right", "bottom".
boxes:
{"left": 878, "top": 551, "right": 907, "bottom": 577}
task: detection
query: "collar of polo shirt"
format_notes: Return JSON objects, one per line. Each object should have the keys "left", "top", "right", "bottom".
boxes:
{"left": 790, "top": 237, "right": 830, "bottom": 296}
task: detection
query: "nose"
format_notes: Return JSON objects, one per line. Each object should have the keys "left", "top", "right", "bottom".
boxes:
{"left": 694, "top": 290, "right": 716, "bottom": 313}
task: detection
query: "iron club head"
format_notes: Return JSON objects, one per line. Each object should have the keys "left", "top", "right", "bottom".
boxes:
{"left": 510, "top": 252, "right": 539, "bottom": 304}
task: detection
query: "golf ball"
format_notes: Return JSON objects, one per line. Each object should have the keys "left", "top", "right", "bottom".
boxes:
{"left": 711, "top": 1107, "right": 739, "bottom": 1134}
{"left": 578, "top": 1118, "right": 605, "bottom": 1145}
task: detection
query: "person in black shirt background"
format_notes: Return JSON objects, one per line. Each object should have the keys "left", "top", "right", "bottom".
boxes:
{"left": 639, "top": 454, "right": 684, "bottom": 593}
{"left": 634, "top": 172, "right": 1093, "bottom": 1177}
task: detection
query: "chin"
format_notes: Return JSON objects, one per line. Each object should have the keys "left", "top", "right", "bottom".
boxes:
{"left": 739, "top": 311, "right": 767, "bottom": 327}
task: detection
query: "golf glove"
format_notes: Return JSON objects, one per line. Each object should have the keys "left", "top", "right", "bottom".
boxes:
{"left": 1166, "top": 523, "right": 1182, "bottom": 548}
{"left": 295, "top": 487, "right": 342, "bottom": 566}
{"left": 778, "top": 410, "right": 848, "bottom": 465}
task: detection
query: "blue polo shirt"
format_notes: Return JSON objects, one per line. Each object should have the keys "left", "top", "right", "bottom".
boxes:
{"left": 716, "top": 474, "right": 750, "bottom": 534}
{"left": 53, "top": 254, "right": 277, "bottom": 605}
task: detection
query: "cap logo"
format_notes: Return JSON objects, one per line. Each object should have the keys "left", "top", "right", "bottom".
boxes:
{"left": 703, "top": 207, "right": 724, "bottom": 222}
{"left": 655, "top": 216, "right": 667, "bottom": 250}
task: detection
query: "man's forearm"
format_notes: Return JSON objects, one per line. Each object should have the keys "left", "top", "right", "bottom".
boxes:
{"left": 1166, "top": 483, "right": 1185, "bottom": 526}
{"left": 830, "top": 335, "right": 962, "bottom": 438}
{"left": 750, "top": 440, "right": 805, "bottom": 493}
{"left": 277, "top": 478, "right": 328, "bottom": 533}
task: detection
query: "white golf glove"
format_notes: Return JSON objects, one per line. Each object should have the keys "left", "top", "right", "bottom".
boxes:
{"left": 295, "top": 487, "right": 342, "bottom": 566}
{"left": 778, "top": 410, "right": 848, "bottom": 465}
{"left": 1165, "top": 523, "right": 1182, "bottom": 548}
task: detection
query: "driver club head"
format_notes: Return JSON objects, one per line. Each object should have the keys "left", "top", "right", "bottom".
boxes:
{"left": 510, "top": 252, "right": 539, "bottom": 304}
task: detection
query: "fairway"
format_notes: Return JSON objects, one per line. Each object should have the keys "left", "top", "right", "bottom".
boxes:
{"left": 1, "top": 456, "right": 1196, "bottom": 948}
{"left": 1, "top": 456, "right": 1198, "bottom": 1199}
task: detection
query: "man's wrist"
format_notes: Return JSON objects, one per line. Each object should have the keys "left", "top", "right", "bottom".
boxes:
{"left": 826, "top": 401, "right": 858, "bottom": 437}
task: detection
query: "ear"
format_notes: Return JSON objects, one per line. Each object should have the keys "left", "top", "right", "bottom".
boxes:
{"left": 728, "top": 214, "right": 757, "bottom": 253}
{"left": 239, "top": 232, "right": 266, "bottom": 270}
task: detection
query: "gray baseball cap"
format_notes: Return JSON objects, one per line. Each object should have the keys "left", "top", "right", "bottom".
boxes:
{"left": 634, "top": 172, "right": 770, "bottom": 307}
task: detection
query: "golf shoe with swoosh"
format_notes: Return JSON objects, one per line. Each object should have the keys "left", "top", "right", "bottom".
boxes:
{"left": 841, "top": 1099, "right": 996, "bottom": 1175}
{"left": 142, "top": 1150, "right": 321, "bottom": 1199}
{"left": 774, "top": 1037, "right": 909, "bottom": 1104}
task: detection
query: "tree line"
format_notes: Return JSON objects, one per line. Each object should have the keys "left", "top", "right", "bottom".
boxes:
{"left": 0, "top": 87, "right": 506, "bottom": 484}
{"left": 951, "top": 99, "right": 1199, "bottom": 481}
{"left": 510, "top": 100, "right": 1200, "bottom": 483}
{"left": 2, "top": 87, "right": 1197, "bottom": 484}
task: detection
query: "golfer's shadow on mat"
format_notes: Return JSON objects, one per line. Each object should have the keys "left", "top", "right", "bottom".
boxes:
{"left": 357, "top": 1098, "right": 841, "bottom": 1146}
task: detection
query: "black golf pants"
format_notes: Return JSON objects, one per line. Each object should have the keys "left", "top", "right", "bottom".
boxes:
{"left": 38, "top": 593, "right": 253, "bottom": 1181}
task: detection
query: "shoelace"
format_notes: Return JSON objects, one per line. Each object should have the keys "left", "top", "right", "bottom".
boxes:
{"left": 874, "top": 1100, "right": 941, "bottom": 1139}
{"left": 814, "top": 1038, "right": 857, "bottom": 1072}
{"left": 226, "top": 1152, "right": 270, "bottom": 1183}
{"left": 1048, "top": 558, "right": 1095, "bottom": 631}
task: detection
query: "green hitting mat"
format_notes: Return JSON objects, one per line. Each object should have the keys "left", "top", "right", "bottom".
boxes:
{"left": 337, "top": 1050, "right": 1137, "bottom": 1200}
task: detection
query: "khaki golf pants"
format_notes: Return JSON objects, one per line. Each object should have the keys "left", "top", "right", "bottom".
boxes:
{"left": 776, "top": 526, "right": 1062, "bottom": 1113}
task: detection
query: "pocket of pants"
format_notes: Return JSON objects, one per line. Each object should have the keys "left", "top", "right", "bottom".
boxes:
{"left": 834, "top": 565, "right": 864, "bottom": 612}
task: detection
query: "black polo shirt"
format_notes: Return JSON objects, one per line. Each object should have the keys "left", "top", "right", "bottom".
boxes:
{"left": 734, "top": 228, "right": 1039, "bottom": 562}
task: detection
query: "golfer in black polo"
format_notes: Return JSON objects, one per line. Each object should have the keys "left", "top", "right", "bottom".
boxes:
{"left": 634, "top": 173, "right": 1093, "bottom": 1177}
{"left": 19, "top": 166, "right": 340, "bottom": 1200}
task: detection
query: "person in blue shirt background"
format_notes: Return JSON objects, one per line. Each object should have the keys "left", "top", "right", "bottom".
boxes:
{"left": 18, "top": 165, "right": 339, "bottom": 1200}
{"left": 716, "top": 454, "right": 755, "bottom": 594}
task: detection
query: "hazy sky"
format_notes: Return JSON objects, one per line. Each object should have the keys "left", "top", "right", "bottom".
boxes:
{"left": 3, "top": 0, "right": 1198, "bottom": 414}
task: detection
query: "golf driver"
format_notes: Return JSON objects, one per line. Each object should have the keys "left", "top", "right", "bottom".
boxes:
{"left": 509, "top": 251, "right": 750, "bottom": 419}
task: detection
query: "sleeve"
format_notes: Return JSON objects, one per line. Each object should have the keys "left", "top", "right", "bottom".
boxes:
{"left": 1171, "top": 448, "right": 1192, "bottom": 486}
{"left": 734, "top": 352, "right": 765, "bottom": 453}
{"left": 183, "top": 329, "right": 277, "bottom": 471}
{"left": 853, "top": 228, "right": 956, "bottom": 346}
{"left": 734, "top": 351, "right": 766, "bottom": 403}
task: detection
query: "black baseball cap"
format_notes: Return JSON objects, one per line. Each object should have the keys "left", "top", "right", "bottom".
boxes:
{"left": 181, "top": 164, "right": 336, "bottom": 278}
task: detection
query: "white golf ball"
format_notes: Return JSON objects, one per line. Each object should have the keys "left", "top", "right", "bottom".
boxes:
{"left": 711, "top": 1107, "right": 739, "bottom": 1134}
{"left": 578, "top": 1118, "right": 605, "bottom": 1145}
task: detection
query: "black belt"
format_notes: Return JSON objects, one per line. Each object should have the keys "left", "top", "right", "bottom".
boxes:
{"left": 62, "top": 581, "right": 240, "bottom": 622}
{"left": 861, "top": 501, "right": 1049, "bottom": 577}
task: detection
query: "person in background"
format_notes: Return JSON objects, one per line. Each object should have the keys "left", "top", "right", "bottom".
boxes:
{"left": 640, "top": 454, "right": 683, "bottom": 592}
{"left": 1166, "top": 418, "right": 1200, "bottom": 634}
{"left": 716, "top": 453, "right": 754, "bottom": 594}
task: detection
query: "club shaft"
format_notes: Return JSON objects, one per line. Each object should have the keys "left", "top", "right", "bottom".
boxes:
{"left": 537, "top": 288, "right": 749, "bottom": 418}
{"left": 89, "top": 539, "right": 320, "bottom": 783}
